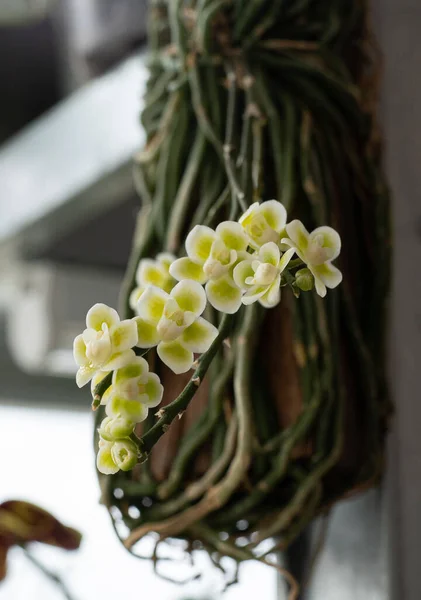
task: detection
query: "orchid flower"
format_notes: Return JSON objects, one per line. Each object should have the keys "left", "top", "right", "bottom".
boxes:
{"left": 233, "top": 242, "right": 296, "bottom": 308}
{"left": 169, "top": 222, "right": 248, "bottom": 314}
{"left": 97, "top": 437, "right": 138, "bottom": 475}
{"left": 104, "top": 357, "right": 163, "bottom": 423}
{"left": 239, "top": 200, "right": 287, "bottom": 249}
{"left": 135, "top": 280, "right": 218, "bottom": 374}
{"left": 129, "top": 253, "right": 176, "bottom": 310}
{"left": 281, "top": 221, "right": 342, "bottom": 297}
{"left": 73, "top": 304, "right": 137, "bottom": 388}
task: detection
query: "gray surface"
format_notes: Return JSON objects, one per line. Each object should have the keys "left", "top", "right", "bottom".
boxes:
{"left": 0, "top": 317, "right": 83, "bottom": 408}
{"left": 0, "top": 52, "right": 147, "bottom": 256}
{"left": 378, "top": 1, "right": 421, "bottom": 599}
{"left": 305, "top": 490, "right": 388, "bottom": 600}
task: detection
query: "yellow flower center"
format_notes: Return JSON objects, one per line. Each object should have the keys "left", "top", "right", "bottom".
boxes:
{"left": 86, "top": 325, "right": 111, "bottom": 366}
{"left": 203, "top": 240, "right": 234, "bottom": 279}
{"left": 306, "top": 234, "right": 334, "bottom": 265}
{"left": 253, "top": 262, "right": 279, "bottom": 285}
{"left": 248, "top": 215, "right": 279, "bottom": 245}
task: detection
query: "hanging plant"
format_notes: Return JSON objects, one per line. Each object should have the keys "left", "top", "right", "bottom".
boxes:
{"left": 73, "top": 0, "right": 391, "bottom": 596}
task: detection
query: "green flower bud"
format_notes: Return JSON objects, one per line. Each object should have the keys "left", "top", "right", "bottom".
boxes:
{"left": 111, "top": 439, "right": 138, "bottom": 472}
{"left": 295, "top": 268, "right": 314, "bottom": 292}
{"left": 98, "top": 416, "right": 135, "bottom": 442}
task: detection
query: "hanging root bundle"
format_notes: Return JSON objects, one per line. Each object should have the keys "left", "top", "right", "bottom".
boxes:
{"left": 97, "top": 0, "right": 391, "bottom": 590}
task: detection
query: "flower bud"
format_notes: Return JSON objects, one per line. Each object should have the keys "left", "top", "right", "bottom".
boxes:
{"left": 98, "top": 416, "right": 135, "bottom": 441}
{"left": 295, "top": 268, "right": 314, "bottom": 292}
{"left": 111, "top": 439, "right": 138, "bottom": 472}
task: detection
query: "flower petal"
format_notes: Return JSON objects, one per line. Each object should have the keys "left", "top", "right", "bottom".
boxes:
{"left": 170, "top": 280, "right": 207, "bottom": 317}
{"left": 86, "top": 303, "right": 119, "bottom": 331}
{"left": 169, "top": 257, "right": 208, "bottom": 284}
{"left": 110, "top": 319, "right": 138, "bottom": 353}
{"left": 129, "top": 287, "right": 145, "bottom": 311}
{"left": 205, "top": 276, "right": 242, "bottom": 314}
{"left": 136, "top": 286, "right": 168, "bottom": 323}
{"left": 285, "top": 220, "right": 310, "bottom": 252}
{"left": 73, "top": 334, "right": 88, "bottom": 366}
{"left": 156, "top": 252, "right": 176, "bottom": 270}
{"left": 99, "top": 416, "right": 135, "bottom": 441}
{"left": 259, "top": 200, "right": 287, "bottom": 232}
{"left": 157, "top": 315, "right": 188, "bottom": 342}
{"left": 102, "top": 349, "right": 136, "bottom": 371}
{"left": 242, "top": 285, "right": 268, "bottom": 305}
{"left": 91, "top": 370, "right": 111, "bottom": 397}
{"left": 142, "top": 372, "right": 164, "bottom": 407}
{"left": 101, "top": 384, "right": 113, "bottom": 405}
{"left": 157, "top": 340, "right": 194, "bottom": 374}
{"left": 111, "top": 440, "right": 138, "bottom": 472}
{"left": 185, "top": 225, "right": 216, "bottom": 264}
{"left": 134, "top": 317, "right": 160, "bottom": 348}
{"left": 238, "top": 202, "right": 259, "bottom": 228}
{"left": 82, "top": 328, "right": 98, "bottom": 345}
{"left": 278, "top": 247, "right": 296, "bottom": 272}
{"left": 313, "top": 276, "right": 327, "bottom": 298}
{"left": 180, "top": 317, "right": 218, "bottom": 353}
{"left": 259, "top": 276, "right": 281, "bottom": 308}
{"left": 309, "top": 226, "right": 341, "bottom": 261}
{"left": 76, "top": 366, "right": 97, "bottom": 388}
{"left": 136, "top": 259, "right": 166, "bottom": 288}
{"left": 203, "top": 240, "right": 237, "bottom": 280}
{"left": 312, "top": 262, "right": 343, "bottom": 290}
{"left": 106, "top": 395, "right": 148, "bottom": 423}
{"left": 216, "top": 221, "right": 249, "bottom": 252}
{"left": 113, "top": 357, "right": 149, "bottom": 387}
{"left": 259, "top": 242, "right": 281, "bottom": 267}
{"left": 233, "top": 259, "right": 254, "bottom": 290}
{"left": 97, "top": 443, "right": 119, "bottom": 475}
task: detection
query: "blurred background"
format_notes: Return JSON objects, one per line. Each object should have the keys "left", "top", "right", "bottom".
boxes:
{"left": 0, "top": 1, "right": 419, "bottom": 599}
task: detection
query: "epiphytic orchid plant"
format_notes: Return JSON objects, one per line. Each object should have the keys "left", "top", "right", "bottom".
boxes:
{"left": 73, "top": 199, "right": 342, "bottom": 475}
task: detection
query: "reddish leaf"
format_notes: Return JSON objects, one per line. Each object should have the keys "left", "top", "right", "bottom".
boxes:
{"left": 0, "top": 500, "right": 82, "bottom": 582}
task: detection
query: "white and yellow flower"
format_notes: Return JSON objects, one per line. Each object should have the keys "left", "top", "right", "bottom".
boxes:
{"left": 98, "top": 415, "right": 135, "bottom": 441}
{"left": 104, "top": 357, "right": 163, "bottom": 423}
{"left": 135, "top": 280, "right": 218, "bottom": 374}
{"left": 233, "top": 242, "right": 295, "bottom": 308}
{"left": 170, "top": 222, "right": 248, "bottom": 314}
{"left": 239, "top": 200, "right": 287, "bottom": 249}
{"left": 281, "top": 220, "right": 342, "bottom": 297}
{"left": 97, "top": 437, "right": 138, "bottom": 475}
{"left": 73, "top": 304, "right": 138, "bottom": 388}
{"left": 129, "top": 253, "right": 176, "bottom": 310}
{"left": 170, "top": 222, "right": 249, "bottom": 281}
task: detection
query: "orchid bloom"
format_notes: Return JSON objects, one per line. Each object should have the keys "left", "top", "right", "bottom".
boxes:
{"left": 129, "top": 253, "right": 176, "bottom": 310}
{"left": 73, "top": 304, "right": 137, "bottom": 388}
{"left": 239, "top": 200, "right": 287, "bottom": 249}
{"left": 281, "top": 220, "right": 342, "bottom": 297}
{"left": 169, "top": 222, "right": 248, "bottom": 314}
{"left": 97, "top": 437, "right": 138, "bottom": 475}
{"left": 98, "top": 416, "right": 135, "bottom": 441}
{"left": 233, "top": 242, "right": 296, "bottom": 308}
{"left": 104, "top": 357, "right": 163, "bottom": 423}
{"left": 134, "top": 280, "right": 218, "bottom": 374}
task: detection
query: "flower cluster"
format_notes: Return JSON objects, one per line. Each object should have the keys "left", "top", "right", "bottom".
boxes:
{"left": 95, "top": 358, "right": 164, "bottom": 474}
{"left": 73, "top": 304, "right": 164, "bottom": 474}
{"left": 168, "top": 199, "right": 342, "bottom": 311}
{"left": 73, "top": 199, "right": 342, "bottom": 475}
